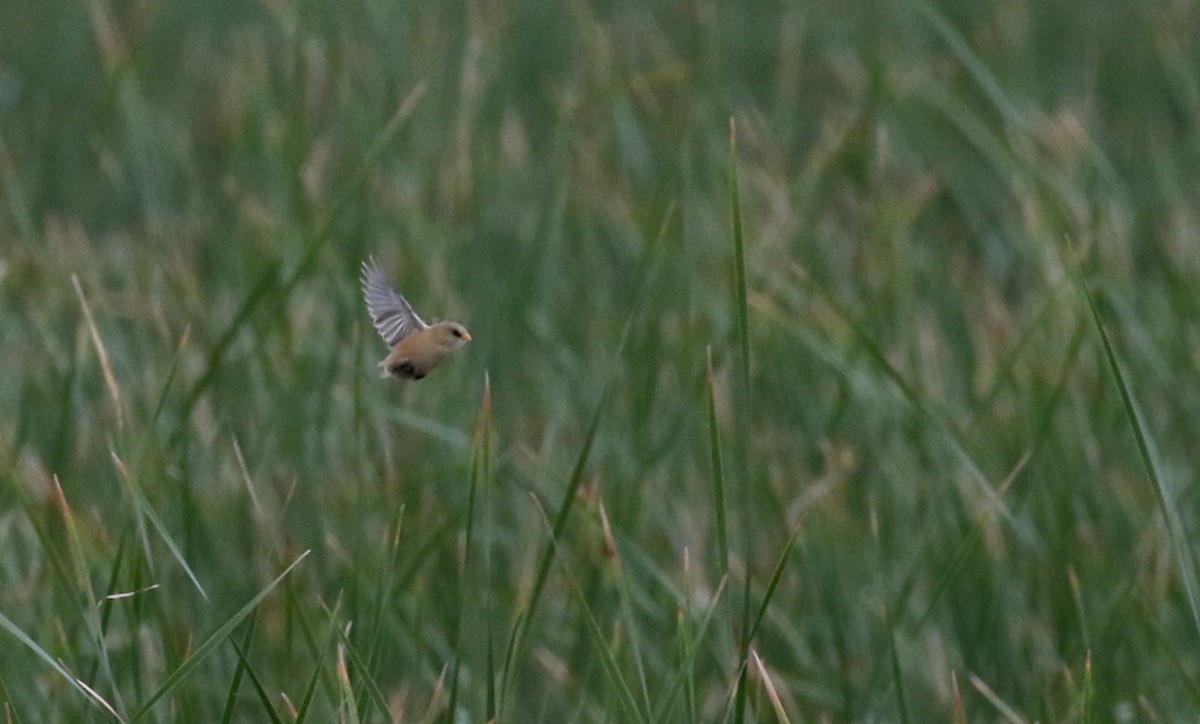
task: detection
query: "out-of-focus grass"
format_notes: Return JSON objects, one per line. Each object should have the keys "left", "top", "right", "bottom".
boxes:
{"left": 2, "top": 0, "right": 1200, "bottom": 720}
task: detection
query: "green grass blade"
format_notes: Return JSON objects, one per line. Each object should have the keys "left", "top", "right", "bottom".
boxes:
{"left": 705, "top": 346, "right": 730, "bottom": 577}
{"left": 220, "top": 614, "right": 257, "bottom": 724}
{"left": 498, "top": 379, "right": 608, "bottom": 708}
{"left": 146, "top": 324, "right": 189, "bottom": 434}
{"left": 530, "top": 497, "right": 647, "bottom": 723}
{"left": 886, "top": 626, "right": 910, "bottom": 724}
{"left": 746, "top": 524, "right": 802, "bottom": 645}
{"left": 110, "top": 452, "right": 208, "bottom": 601}
{"left": 129, "top": 551, "right": 310, "bottom": 722}
{"left": 728, "top": 114, "right": 754, "bottom": 724}
{"left": 600, "top": 502, "right": 652, "bottom": 714}
{"left": 497, "top": 296, "right": 645, "bottom": 711}
{"left": 1083, "top": 286, "right": 1200, "bottom": 635}
{"left": 651, "top": 575, "right": 728, "bottom": 724}
{"left": 333, "top": 643, "right": 362, "bottom": 724}
{"left": 294, "top": 602, "right": 341, "bottom": 724}
{"left": 86, "top": 532, "right": 128, "bottom": 693}
{"left": 910, "top": 0, "right": 1027, "bottom": 129}
{"left": 482, "top": 372, "right": 497, "bottom": 723}
{"left": 1081, "top": 650, "right": 1094, "bottom": 724}
{"left": 228, "top": 636, "right": 284, "bottom": 724}
{"left": 728, "top": 118, "right": 751, "bottom": 407}
{"left": 322, "top": 603, "right": 391, "bottom": 723}
{"left": 446, "top": 377, "right": 490, "bottom": 721}
{"left": 0, "top": 610, "right": 124, "bottom": 721}
{"left": 50, "top": 476, "right": 127, "bottom": 719}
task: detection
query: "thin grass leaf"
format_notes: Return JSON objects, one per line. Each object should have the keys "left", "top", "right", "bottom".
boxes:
{"left": 498, "top": 382, "right": 607, "bottom": 707}
{"left": 294, "top": 601, "right": 342, "bottom": 724}
{"left": 71, "top": 274, "right": 125, "bottom": 432}
{"left": 747, "top": 524, "right": 802, "bottom": 645}
{"left": 669, "top": 600, "right": 696, "bottom": 722}
{"left": 599, "top": 499, "right": 652, "bottom": 713}
{"left": 1068, "top": 568, "right": 1091, "bottom": 653}
{"left": 444, "top": 659, "right": 461, "bottom": 724}
{"left": 481, "top": 372, "right": 497, "bottom": 723}
{"left": 719, "top": 526, "right": 801, "bottom": 724}
{"left": 0, "top": 611, "right": 123, "bottom": 721}
{"left": 1082, "top": 651, "right": 1094, "bottom": 724}
{"left": 969, "top": 674, "right": 1026, "bottom": 724}
{"left": 419, "top": 665, "right": 448, "bottom": 724}
{"left": 228, "top": 637, "right": 284, "bottom": 724}
{"left": 530, "top": 496, "right": 647, "bottom": 724}
{"left": 497, "top": 302, "right": 642, "bottom": 710}
{"left": 85, "top": 516, "right": 128, "bottom": 706}
{"left": 333, "top": 644, "right": 361, "bottom": 724}
{"left": 910, "top": 0, "right": 1027, "bottom": 130}
{"left": 129, "top": 551, "right": 310, "bottom": 722}
{"left": 705, "top": 346, "right": 730, "bottom": 577}
{"left": 952, "top": 671, "right": 966, "bottom": 724}
{"left": 750, "top": 649, "right": 790, "bottom": 724}
{"left": 110, "top": 452, "right": 208, "bottom": 601}
{"left": 729, "top": 114, "right": 754, "bottom": 724}
{"left": 728, "top": 118, "right": 751, "bottom": 406}
{"left": 1082, "top": 286, "right": 1200, "bottom": 636}
{"left": 50, "top": 476, "right": 126, "bottom": 719}
{"left": 220, "top": 614, "right": 257, "bottom": 724}
{"left": 887, "top": 626, "right": 910, "bottom": 724}
{"left": 321, "top": 606, "right": 391, "bottom": 723}
{"left": 446, "top": 377, "right": 490, "bottom": 720}
{"left": 363, "top": 507, "right": 404, "bottom": 704}
{"left": 146, "top": 324, "right": 189, "bottom": 433}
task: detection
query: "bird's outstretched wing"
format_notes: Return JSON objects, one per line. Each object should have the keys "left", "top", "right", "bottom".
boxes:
{"left": 361, "top": 257, "right": 428, "bottom": 347}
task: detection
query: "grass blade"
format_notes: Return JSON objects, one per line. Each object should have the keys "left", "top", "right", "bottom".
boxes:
{"left": 728, "top": 114, "right": 754, "bottom": 724}
{"left": 294, "top": 601, "right": 341, "bottom": 724}
{"left": 750, "top": 649, "right": 790, "bottom": 724}
{"left": 498, "top": 379, "right": 608, "bottom": 708}
{"left": 129, "top": 551, "right": 310, "bottom": 721}
{"left": 71, "top": 273, "right": 125, "bottom": 433}
{"left": 228, "top": 636, "right": 284, "bottom": 724}
{"left": 220, "top": 614, "right": 257, "bottom": 724}
{"left": 110, "top": 452, "right": 208, "bottom": 601}
{"left": 705, "top": 346, "right": 730, "bottom": 577}
{"left": 322, "top": 605, "right": 392, "bottom": 723}
{"left": 0, "top": 610, "right": 123, "bottom": 721}
{"left": 530, "top": 496, "right": 647, "bottom": 723}
{"left": 1082, "top": 286, "right": 1200, "bottom": 635}
{"left": 1081, "top": 651, "right": 1094, "bottom": 724}
{"left": 50, "top": 474, "right": 127, "bottom": 719}
{"left": 651, "top": 575, "right": 728, "bottom": 723}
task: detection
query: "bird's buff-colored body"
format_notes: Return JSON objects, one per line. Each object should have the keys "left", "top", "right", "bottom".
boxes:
{"left": 361, "top": 257, "right": 471, "bottom": 380}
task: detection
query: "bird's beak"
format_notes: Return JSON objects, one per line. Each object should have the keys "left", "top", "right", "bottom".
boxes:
{"left": 462, "top": 331, "right": 473, "bottom": 342}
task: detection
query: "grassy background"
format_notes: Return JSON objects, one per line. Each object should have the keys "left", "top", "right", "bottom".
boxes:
{"left": 3, "top": 0, "right": 1200, "bottom": 720}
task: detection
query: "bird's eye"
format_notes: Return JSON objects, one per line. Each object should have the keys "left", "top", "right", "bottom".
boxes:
{"left": 451, "top": 328, "right": 462, "bottom": 338}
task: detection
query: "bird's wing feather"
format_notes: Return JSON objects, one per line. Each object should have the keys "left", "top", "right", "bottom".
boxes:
{"left": 361, "top": 257, "right": 428, "bottom": 347}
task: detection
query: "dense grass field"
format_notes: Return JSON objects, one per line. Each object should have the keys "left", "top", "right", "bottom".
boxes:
{"left": 4, "top": 0, "right": 1200, "bottom": 720}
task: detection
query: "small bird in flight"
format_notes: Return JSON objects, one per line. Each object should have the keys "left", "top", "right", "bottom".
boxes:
{"left": 361, "top": 257, "right": 471, "bottom": 380}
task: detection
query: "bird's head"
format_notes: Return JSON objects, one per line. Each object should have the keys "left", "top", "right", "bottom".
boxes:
{"left": 430, "top": 321, "right": 472, "bottom": 352}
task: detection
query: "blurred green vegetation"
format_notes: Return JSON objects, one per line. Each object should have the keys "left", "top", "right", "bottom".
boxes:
{"left": 3, "top": 0, "right": 1200, "bottom": 720}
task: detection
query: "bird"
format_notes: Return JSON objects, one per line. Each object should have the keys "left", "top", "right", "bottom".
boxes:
{"left": 361, "top": 256, "right": 471, "bottom": 380}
